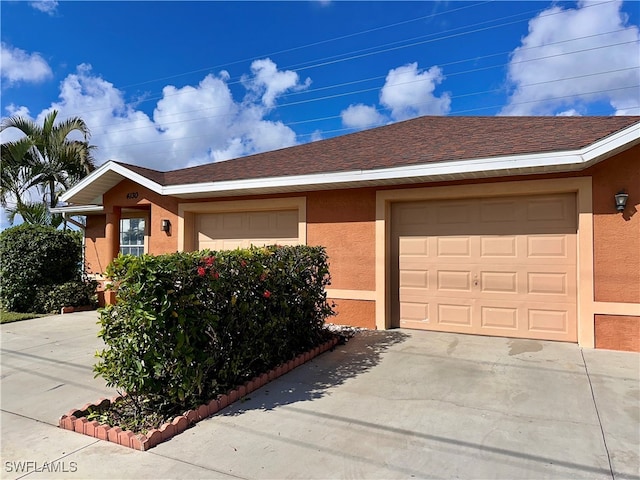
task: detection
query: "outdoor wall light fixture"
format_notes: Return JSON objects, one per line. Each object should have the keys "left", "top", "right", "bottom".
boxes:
{"left": 161, "top": 219, "right": 171, "bottom": 232}
{"left": 614, "top": 191, "right": 629, "bottom": 212}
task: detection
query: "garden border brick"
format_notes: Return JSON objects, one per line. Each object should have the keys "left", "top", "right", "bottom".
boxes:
{"left": 58, "top": 336, "right": 339, "bottom": 451}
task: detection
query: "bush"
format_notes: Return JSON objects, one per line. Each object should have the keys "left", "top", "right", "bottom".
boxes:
{"left": 94, "top": 245, "right": 335, "bottom": 415}
{"left": 0, "top": 224, "right": 84, "bottom": 313}
{"left": 37, "top": 278, "right": 99, "bottom": 313}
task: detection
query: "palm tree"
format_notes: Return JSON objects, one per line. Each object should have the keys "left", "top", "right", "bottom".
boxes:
{"left": 0, "top": 110, "right": 96, "bottom": 226}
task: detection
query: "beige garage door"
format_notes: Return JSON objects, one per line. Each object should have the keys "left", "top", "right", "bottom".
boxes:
{"left": 391, "top": 193, "right": 577, "bottom": 342}
{"left": 195, "top": 210, "right": 299, "bottom": 251}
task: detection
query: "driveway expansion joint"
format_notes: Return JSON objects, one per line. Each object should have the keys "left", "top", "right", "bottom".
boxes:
{"left": 57, "top": 336, "right": 339, "bottom": 451}
{"left": 580, "top": 348, "right": 615, "bottom": 480}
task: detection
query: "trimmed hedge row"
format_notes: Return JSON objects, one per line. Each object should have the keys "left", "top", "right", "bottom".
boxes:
{"left": 94, "top": 245, "right": 335, "bottom": 413}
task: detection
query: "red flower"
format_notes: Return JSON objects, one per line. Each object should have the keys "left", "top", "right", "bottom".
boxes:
{"left": 211, "top": 271, "right": 220, "bottom": 279}
{"left": 197, "top": 266, "right": 206, "bottom": 276}
{"left": 259, "top": 273, "right": 267, "bottom": 281}
{"left": 240, "top": 260, "right": 247, "bottom": 268}
{"left": 204, "top": 256, "right": 215, "bottom": 266}
{"left": 263, "top": 290, "right": 271, "bottom": 299}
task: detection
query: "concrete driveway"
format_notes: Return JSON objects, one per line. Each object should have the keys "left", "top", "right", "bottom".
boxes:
{"left": 1, "top": 311, "right": 638, "bottom": 479}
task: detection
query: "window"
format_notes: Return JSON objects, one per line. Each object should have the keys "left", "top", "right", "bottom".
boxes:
{"left": 120, "top": 218, "right": 146, "bottom": 256}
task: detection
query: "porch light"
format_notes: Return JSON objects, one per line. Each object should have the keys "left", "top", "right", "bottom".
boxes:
{"left": 161, "top": 219, "right": 171, "bottom": 232}
{"left": 614, "top": 191, "right": 628, "bottom": 212}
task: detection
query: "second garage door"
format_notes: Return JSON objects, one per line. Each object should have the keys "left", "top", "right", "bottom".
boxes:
{"left": 195, "top": 209, "right": 299, "bottom": 251}
{"left": 391, "top": 193, "right": 577, "bottom": 342}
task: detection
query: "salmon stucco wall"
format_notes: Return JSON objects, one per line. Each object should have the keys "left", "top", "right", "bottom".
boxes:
{"left": 590, "top": 148, "right": 640, "bottom": 304}
{"left": 595, "top": 315, "right": 640, "bottom": 352}
{"left": 329, "top": 299, "right": 376, "bottom": 329}
{"left": 86, "top": 180, "right": 179, "bottom": 273}
{"left": 85, "top": 214, "right": 108, "bottom": 275}
{"left": 306, "top": 188, "right": 376, "bottom": 291}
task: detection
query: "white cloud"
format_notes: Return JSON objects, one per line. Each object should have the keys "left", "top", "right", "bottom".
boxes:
{"left": 341, "top": 104, "right": 386, "bottom": 129}
{"left": 29, "top": 1, "right": 58, "bottom": 15}
{"left": 501, "top": 0, "right": 640, "bottom": 116}
{"left": 379, "top": 63, "right": 451, "bottom": 120}
{"left": 1, "top": 61, "right": 307, "bottom": 171}
{"left": 242, "top": 58, "right": 311, "bottom": 108}
{"left": 556, "top": 109, "right": 582, "bottom": 117}
{"left": 340, "top": 62, "right": 450, "bottom": 129}
{"left": 0, "top": 43, "right": 53, "bottom": 85}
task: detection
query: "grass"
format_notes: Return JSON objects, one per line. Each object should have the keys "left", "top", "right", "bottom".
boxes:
{"left": 0, "top": 311, "right": 50, "bottom": 324}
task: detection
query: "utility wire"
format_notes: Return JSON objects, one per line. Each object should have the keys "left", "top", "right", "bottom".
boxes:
{"left": 25, "top": 0, "right": 618, "bottom": 122}
{"left": 88, "top": 40, "right": 639, "bottom": 139}
{"left": 94, "top": 83, "right": 640, "bottom": 157}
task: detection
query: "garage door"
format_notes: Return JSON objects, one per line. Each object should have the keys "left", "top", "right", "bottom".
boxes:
{"left": 391, "top": 193, "right": 577, "bottom": 342}
{"left": 195, "top": 210, "right": 299, "bottom": 251}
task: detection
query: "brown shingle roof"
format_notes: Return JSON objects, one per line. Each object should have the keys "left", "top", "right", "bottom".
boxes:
{"left": 117, "top": 116, "right": 640, "bottom": 186}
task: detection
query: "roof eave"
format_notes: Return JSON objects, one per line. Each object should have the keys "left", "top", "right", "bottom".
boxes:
{"left": 60, "top": 121, "right": 640, "bottom": 203}
{"left": 158, "top": 121, "right": 640, "bottom": 199}
{"left": 60, "top": 160, "right": 165, "bottom": 205}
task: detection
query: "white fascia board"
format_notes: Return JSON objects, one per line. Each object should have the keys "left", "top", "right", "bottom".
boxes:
{"left": 50, "top": 204, "right": 104, "bottom": 214}
{"left": 163, "top": 125, "right": 640, "bottom": 197}
{"left": 162, "top": 150, "right": 587, "bottom": 197}
{"left": 61, "top": 121, "right": 640, "bottom": 201}
{"left": 581, "top": 122, "right": 640, "bottom": 163}
{"left": 60, "top": 161, "right": 164, "bottom": 203}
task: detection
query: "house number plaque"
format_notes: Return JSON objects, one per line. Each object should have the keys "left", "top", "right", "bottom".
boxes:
{"left": 126, "top": 192, "right": 139, "bottom": 199}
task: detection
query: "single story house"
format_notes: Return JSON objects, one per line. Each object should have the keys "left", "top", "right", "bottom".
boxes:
{"left": 55, "top": 116, "right": 640, "bottom": 352}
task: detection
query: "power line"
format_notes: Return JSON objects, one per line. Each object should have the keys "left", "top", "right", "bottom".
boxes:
{"left": 88, "top": 40, "right": 639, "bottom": 139}
{"left": 98, "top": 82, "right": 640, "bottom": 160}
{"left": 21, "top": 0, "right": 618, "bottom": 123}
{"left": 117, "top": 1, "right": 496, "bottom": 90}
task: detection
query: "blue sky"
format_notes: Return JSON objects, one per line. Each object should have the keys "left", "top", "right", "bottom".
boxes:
{"left": 1, "top": 0, "right": 639, "bottom": 176}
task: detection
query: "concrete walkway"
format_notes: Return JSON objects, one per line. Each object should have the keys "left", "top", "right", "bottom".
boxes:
{"left": 1, "top": 311, "right": 638, "bottom": 479}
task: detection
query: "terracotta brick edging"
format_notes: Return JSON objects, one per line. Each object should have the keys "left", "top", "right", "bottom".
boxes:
{"left": 58, "top": 336, "right": 339, "bottom": 451}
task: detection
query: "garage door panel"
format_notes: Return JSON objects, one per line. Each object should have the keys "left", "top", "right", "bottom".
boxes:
{"left": 392, "top": 193, "right": 577, "bottom": 342}
{"left": 398, "top": 237, "right": 429, "bottom": 255}
{"left": 196, "top": 210, "right": 299, "bottom": 251}
{"left": 438, "top": 304, "right": 472, "bottom": 326}
{"left": 481, "top": 306, "right": 518, "bottom": 330}
{"left": 480, "top": 271, "right": 518, "bottom": 294}
{"left": 400, "top": 270, "right": 429, "bottom": 288}
{"left": 436, "top": 204, "right": 472, "bottom": 224}
{"left": 527, "top": 235, "right": 573, "bottom": 259}
{"left": 437, "top": 270, "right": 472, "bottom": 292}
{"left": 437, "top": 237, "right": 472, "bottom": 257}
{"left": 400, "top": 302, "right": 430, "bottom": 322}
{"left": 480, "top": 236, "right": 518, "bottom": 257}
{"left": 479, "top": 200, "right": 519, "bottom": 223}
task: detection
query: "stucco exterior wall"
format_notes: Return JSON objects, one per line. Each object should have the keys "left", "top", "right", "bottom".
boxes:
{"left": 85, "top": 214, "right": 108, "bottom": 275}
{"left": 589, "top": 148, "right": 640, "bottom": 303}
{"left": 306, "top": 188, "right": 376, "bottom": 292}
{"left": 87, "top": 180, "right": 179, "bottom": 274}
{"left": 329, "top": 299, "right": 376, "bottom": 329}
{"left": 81, "top": 146, "right": 639, "bottom": 349}
{"left": 595, "top": 315, "right": 640, "bottom": 352}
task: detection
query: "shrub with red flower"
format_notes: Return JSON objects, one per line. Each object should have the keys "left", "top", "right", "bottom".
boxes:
{"left": 197, "top": 266, "right": 206, "bottom": 277}
{"left": 263, "top": 290, "right": 271, "bottom": 299}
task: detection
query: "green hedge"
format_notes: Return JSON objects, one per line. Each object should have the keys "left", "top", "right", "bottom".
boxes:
{"left": 94, "top": 245, "right": 335, "bottom": 412}
{"left": 0, "top": 224, "right": 96, "bottom": 313}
